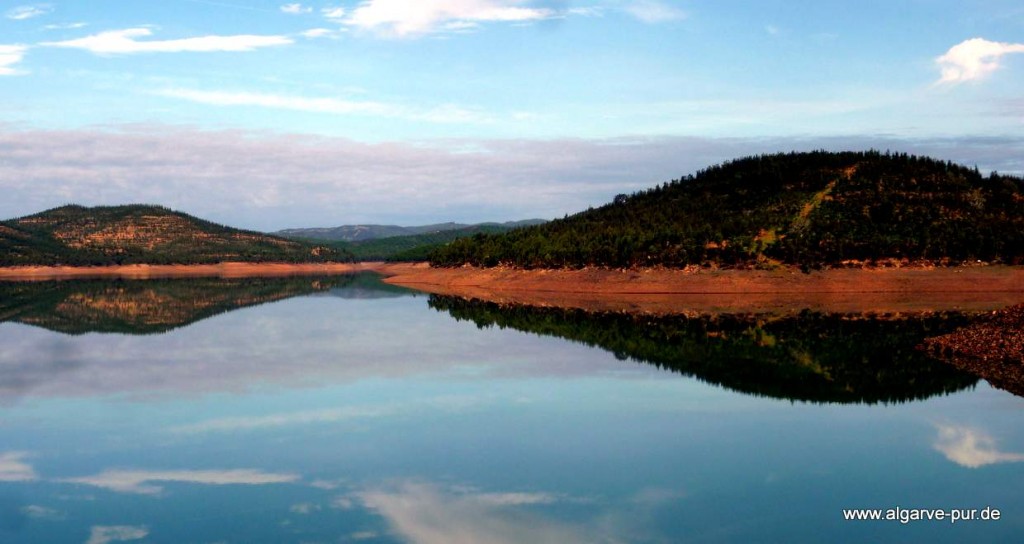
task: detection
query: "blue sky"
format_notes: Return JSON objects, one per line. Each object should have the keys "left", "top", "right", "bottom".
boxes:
{"left": 1, "top": 1, "right": 1023, "bottom": 229}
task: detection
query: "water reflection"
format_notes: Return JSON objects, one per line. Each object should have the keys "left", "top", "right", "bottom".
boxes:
{"left": 0, "top": 276, "right": 1021, "bottom": 543}
{"left": 429, "top": 295, "right": 980, "bottom": 404}
{"left": 933, "top": 424, "right": 1024, "bottom": 468}
{"left": 357, "top": 481, "right": 610, "bottom": 544}
{"left": 0, "top": 273, "right": 416, "bottom": 335}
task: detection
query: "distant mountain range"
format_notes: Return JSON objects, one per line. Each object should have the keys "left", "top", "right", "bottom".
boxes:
{"left": 275, "top": 219, "right": 547, "bottom": 242}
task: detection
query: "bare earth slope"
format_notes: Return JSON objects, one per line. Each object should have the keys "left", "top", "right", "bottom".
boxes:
{"left": 376, "top": 263, "right": 1024, "bottom": 315}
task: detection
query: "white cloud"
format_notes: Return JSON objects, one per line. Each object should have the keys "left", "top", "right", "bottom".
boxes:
{"left": 157, "top": 87, "right": 398, "bottom": 116}
{"left": 342, "top": 0, "right": 557, "bottom": 37}
{"left": 622, "top": 0, "right": 685, "bottom": 23}
{"left": 934, "top": 424, "right": 1024, "bottom": 468}
{"left": 765, "top": 24, "right": 780, "bottom": 36}
{"left": 155, "top": 87, "right": 490, "bottom": 123}
{"left": 6, "top": 4, "right": 52, "bottom": 20}
{"left": 61, "top": 468, "right": 300, "bottom": 495}
{"left": 281, "top": 3, "right": 312, "bottom": 14}
{"left": 86, "top": 525, "right": 149, "bottom": 544}
{"left": 936, "top": 37, "right": 1024, "bottom": 84}
{"left": 42, "top": 22, "right": 87, "bottom": 30}
{"left": 41, "top": 28, "right": 293, "bottom": 55}
{"left": 0, "top": 45, "right": 28, "bottom": 76}
{"left": 301, "top": 28, "right": 337, "bottom": 39}
{"left": 322, "top": 6, "right": 347, "bottom": 22}
{"left": 0, "top": 451, "right": 36, "bottom": 481}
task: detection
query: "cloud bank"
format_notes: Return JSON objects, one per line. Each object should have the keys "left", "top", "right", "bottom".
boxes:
{"left": 2, "top": 124, "right": 1023, "bottom": 231}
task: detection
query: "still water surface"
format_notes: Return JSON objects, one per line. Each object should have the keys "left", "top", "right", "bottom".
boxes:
{"left": 0, "top": 274, "right": 1021, "bottom": 543}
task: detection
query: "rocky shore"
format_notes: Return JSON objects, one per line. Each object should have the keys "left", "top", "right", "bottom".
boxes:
{"left": 923, "top": 304, "right": 1024, "bottom": 397}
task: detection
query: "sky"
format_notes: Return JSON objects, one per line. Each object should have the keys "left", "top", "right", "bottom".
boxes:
{"left": 0, "top": 0, "right": 1023, "bottom": 230}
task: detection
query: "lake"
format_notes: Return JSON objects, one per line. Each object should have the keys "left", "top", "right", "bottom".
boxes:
{"left": 0, "top": 273, "right": 1021, "bottom": 543}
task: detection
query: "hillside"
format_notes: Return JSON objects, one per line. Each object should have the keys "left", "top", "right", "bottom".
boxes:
{"left": 277, "top": 219, "right": 546, "bottom": 242}
{"left": 429, "top": 151, "right": 1024, "bottom": 269}
{"left": 344, "top": 224, "right": 528, "bottom": 261}
{"left": 0, "top": 204, "right": 351, "bottom": 266}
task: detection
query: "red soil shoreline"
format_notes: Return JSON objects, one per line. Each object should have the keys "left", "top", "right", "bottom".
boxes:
{"left": 1, "top": 261, "right": 1023, "bottom": 314}
{"left": 375, "top": 263, "right": 1024, "bottom": 315}
{"left": 0, "top": 262, "right": 381, "bottom": 280}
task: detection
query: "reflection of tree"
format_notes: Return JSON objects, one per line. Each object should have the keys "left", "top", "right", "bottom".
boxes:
{"left": 0, "top": 272, "right": 411, "bottom": 335}
{"left": 429, "top": 295, "right": 979, "bottom": 405}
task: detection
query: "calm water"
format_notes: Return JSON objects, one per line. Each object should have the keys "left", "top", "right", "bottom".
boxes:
{"left": 0, "top": 274, "right": 1021, "bottom": 543}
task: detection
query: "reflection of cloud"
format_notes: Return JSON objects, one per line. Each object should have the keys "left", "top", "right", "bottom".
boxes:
{"left": 170, "top": 395, "right": 482, "bottom": 434}
{"left": 331, "top": 495, "right": 356, "bottom": 510}
{"left": 474, "top": 492, "right": 558, "bottom": 506}
{"left": 86, "top": 525, "right": 149, "bottom": 544}
{"left": 0, "top": 452, "right": 36, "bottom": 481}
{"left": 358, "top": 481, "right": 599, "bottom": 544}
{"left": 170, "top": 404, "right": 399, "bottom": 434}
{"left": 20, "top": 504, "right": 62, "bottom": 520}
{"left": 629, "top": 487, "right": 685, "bottom": 505}
{"left": 62, "top": 469, "right": 299, "bottom": 495}
{"left": 290, "top": 502, "right": 321, "bottom": 514}
{"left": 934, "top": 424, "right": 1024, "bottom": 468}
{"left": 311, "top": 478, "right": 347, "bottom": 491}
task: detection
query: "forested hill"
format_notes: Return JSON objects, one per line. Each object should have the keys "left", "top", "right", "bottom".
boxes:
{"left": 430, "top": 151, "right": 1024, "bottom": 269}
{"left": 0, "top": 205, "right": 352, "bottom": 266}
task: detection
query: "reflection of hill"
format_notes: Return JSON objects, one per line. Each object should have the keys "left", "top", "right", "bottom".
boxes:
{"left": 429, "top": 296, "right": 979, "bottom": 404}
{"left": 0, "top": 272, "right": 411, "bottom": 335}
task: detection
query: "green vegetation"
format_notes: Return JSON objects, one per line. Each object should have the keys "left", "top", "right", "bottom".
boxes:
{"left": 337, "top": 224, "right": 518, "bottom": 261}
{"left": 430, "top": 295, "right": 979, "bottom": 404}
{"left": 276, "top": 219, "right": 546, "bottom": 243}
{"left": 430, "top": 151, "right": 1024, "bottom": 269}
{"left": 0, "top": 204, "right": 352, "bottom": 266}
{"left": 0, "top": 273, "right": 397, "bottom": 335}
